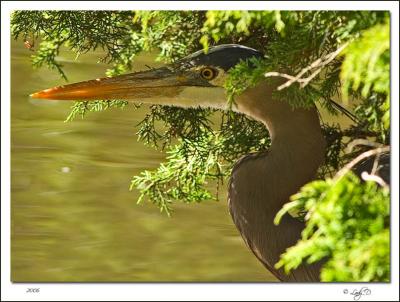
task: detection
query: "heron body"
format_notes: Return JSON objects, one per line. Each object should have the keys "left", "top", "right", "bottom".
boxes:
{"left": 31, "top": 44, "right": 383, "bottom": 282}
{"left": 229, "top": 82, "right": 325, "bottom": 281}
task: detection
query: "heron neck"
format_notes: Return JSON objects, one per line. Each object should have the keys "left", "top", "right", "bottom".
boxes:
{"left": 227, "top": 81, "right": 326, "bottom": 281}
{"left": 234, "top": 81, "right": 326, "bottom": 211}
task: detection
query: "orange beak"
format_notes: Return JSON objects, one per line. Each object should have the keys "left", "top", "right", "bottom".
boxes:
{"left": 30, "top": 67, "right": 211, "bottom": 101}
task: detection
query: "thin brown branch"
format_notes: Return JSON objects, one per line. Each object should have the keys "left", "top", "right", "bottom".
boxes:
{"left": 334, "top": 146, "right": 390, "bottom": 181}
{"left": 361, "top": 172, "right": 389, "bottom": 189}
{"left": 345, "top": 139, "right": 384, "bottom": 153}
{"left": 264, "top": 42, "right": 349, "bottom": 90}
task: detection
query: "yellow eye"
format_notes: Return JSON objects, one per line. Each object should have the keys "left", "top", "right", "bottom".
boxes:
{"left": 200, "top": 67, "right": 217, "bottom": 80}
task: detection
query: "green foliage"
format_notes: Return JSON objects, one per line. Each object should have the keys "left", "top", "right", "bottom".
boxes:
{"left": 11, "top": 11, "right": 140, "bottom": 75}
{"left": 12, "top": 10, "right": 390, "bottom": 281}
{"left": 340, "top": 19, "right": 390, "bottom": 141}
{"left": 65, "top": 100, "right": 129, "bottom": 122}
{"left": 132, "top": 107, "right": 270, "bottom": 216}
{"left": 133, "top": 11, "right": 205, "bottom": 62}
{"left": 200, "top": 11, "right": 287, "bottom": 50}
{"left": 274, "top": 172, "right": 390, "bottom": 282}
{"left": 135, "top": 105, "right": 215, "bottom": 148}
{"left": 131, "top": 134, "right": 223, "bottom": 216}
{"left": 31, "top": 38, "right": 68, "bottom": 81}
{"left": 341, "top": 20, "right": 390, "bottom": 101}
{"left": 214, "top": 11, "right": 389, "bottom": 116}
{"left": 224, "top": 57, "right": 272, "bottom": 106}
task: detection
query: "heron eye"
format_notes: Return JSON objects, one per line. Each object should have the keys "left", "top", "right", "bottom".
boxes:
{"left": 200, "top": 67, "right": 217, "bottom": 80}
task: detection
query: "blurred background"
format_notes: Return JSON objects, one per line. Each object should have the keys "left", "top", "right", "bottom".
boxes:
{"left": 10, "top": 39, "right": 274, "bottom": 282}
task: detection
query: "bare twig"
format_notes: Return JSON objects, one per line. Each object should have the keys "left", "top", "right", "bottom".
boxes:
{"left": 265, "top": 42, "right": 349, "bottom": 91}
{"left": 334, "top": 146, "right": 390, "bottom": 181}
{"left": 345, "top": 139, "right": 384, "bottom": 153}
{"left": 263, "top": 71, "right": 307, "bottom": 82}
{"left": 345, "top": 138, "right": 384, "bottom": 181}
{"left": 371, "top": 151, "right": 382, "bottom": 176}
{"left": 361, "top": 172, "right": 389, "bottom": 189}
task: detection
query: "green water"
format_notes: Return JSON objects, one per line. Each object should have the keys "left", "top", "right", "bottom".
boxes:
{"left": 10, "top": 40, "right": 274, "bottom": 282}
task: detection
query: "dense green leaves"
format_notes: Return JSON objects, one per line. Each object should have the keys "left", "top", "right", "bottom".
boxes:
{"left": 132, "top": 107, "right": 270, "bottom": 216}
{"left": 341, "top": 20, "right": 390, "bottom": 101}
{"left": 12, "top": 10, "right": 390, "bottom": 281}
{"left": 341, "top": 20, "right": 390, "bottom": 141}
{"left": 274, "top": 172, "right": 390, "bottom": 281}
{"left": 65, "top": 100, "right": 129, "bottom": 122}
{"left": 131, "top": 134, "right": 223, "bottom": 216}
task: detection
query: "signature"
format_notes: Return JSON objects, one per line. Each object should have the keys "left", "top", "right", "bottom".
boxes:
{"left": 343, "top": 287, "right": 371, "bottom": 300}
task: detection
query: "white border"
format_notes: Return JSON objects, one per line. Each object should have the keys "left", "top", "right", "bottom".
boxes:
{"left": 1, "top": 1, "right": 399, "bottom": 301}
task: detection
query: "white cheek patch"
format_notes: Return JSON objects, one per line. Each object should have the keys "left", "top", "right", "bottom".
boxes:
{"left": 177, "top": 87, "right": 227, "bottom": 109}
{"left": 209, "top": 67, "right": 227, "bottom": 87}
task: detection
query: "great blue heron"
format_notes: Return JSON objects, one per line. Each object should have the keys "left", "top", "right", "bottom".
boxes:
{"left": 30, "top": 44, "right": 389, "bottom": 282}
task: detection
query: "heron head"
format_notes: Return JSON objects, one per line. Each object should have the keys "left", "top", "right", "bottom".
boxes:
{"left": 30, "top": 44, "right": 263, "bottom": 109}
